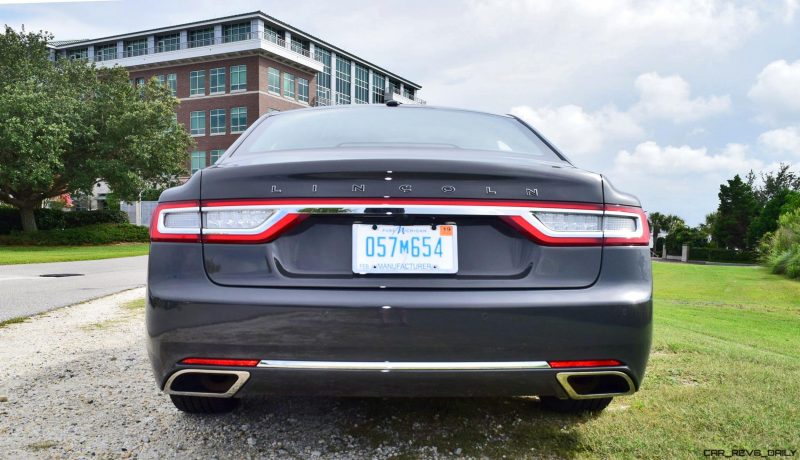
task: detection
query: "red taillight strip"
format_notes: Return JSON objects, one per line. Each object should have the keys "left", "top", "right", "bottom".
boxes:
{"left": 180, "top": 358, "right": 260, "bottom": 367}
{"left": 200, "top": 198, "right": 605, "bottom": 210}
{"left": 548, "top": 359, "right": 623, "bottom": 368}
{"left": 149, "top": 201, "right": 201, "bottom": 243}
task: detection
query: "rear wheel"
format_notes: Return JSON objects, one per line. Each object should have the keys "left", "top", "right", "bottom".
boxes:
{"left": 169, "top": 394, "right": 239, "bottom": 414}
{"left": 539, "top": 396, "right": 613, "bottom": 413}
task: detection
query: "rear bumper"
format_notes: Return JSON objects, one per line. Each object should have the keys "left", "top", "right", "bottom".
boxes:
{"left": 146, "top": 244, "right": 652, "bottom": 397}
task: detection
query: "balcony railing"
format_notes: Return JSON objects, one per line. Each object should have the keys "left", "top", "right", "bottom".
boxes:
{"left": 85, "top": 31, "right": 316, "bottom": 64}
{"left": 387, "top": 86, "right": 426, "bottom": 105}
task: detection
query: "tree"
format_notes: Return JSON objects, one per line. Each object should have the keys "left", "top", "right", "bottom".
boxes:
{"left": 753, "top": 163, "right": 800, "bottom": 204}
{"left": 0, "top": 27, "right": 192, "bottom": 231}
{"left": 712, "top": 175, "right": 758, "bottom": 249}
{"left": 747, "top": 190, "right": 800, "bottom": 247}
{"left": 647, "top": 212, "right": 685, "bottom": 253}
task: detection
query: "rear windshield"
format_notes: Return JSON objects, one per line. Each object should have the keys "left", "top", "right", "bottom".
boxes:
{"left": 232, "top": 107, "right": 564, "bottom": 161}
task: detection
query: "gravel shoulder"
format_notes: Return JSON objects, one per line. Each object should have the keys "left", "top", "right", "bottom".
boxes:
{"left": 0, "top": 289, "right": 583, "bottom": 459}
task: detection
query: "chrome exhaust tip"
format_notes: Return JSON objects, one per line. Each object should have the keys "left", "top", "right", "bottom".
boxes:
{"left": 164, "top": 369, "right": 251, "bottom": 398}
{"left": 556, "top": 371, "right": 635, "bottom": 400}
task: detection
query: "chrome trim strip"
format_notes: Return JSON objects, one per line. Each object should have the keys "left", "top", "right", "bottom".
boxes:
{"left": 555, "top": 371, "right": 636, "bottom": 400}
{"left": 257, "top": 360, "right": 551, "bottom": 371}
{"left": 163, "top": 369, "right": 251, "bottom": 398}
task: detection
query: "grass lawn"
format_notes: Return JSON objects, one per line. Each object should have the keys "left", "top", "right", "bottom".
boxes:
{"left": 0, "top": 243, "right": 149, "bottom": 265}
{"left": 341, "top": 262, "right": 800, "bottom": 459}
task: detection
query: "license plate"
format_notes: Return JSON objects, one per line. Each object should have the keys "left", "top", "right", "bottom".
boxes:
{"left": 352, "top": 224, "right": 458, "bottom": 274}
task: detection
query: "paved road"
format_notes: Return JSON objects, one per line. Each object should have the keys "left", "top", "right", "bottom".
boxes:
{"left": 0, "top": 255, "right": 147, "bottom": 321}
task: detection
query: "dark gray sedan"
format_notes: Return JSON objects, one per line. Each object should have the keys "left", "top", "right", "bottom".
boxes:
{"left": 147, "top": 105, "right": 652, "bottom": 414}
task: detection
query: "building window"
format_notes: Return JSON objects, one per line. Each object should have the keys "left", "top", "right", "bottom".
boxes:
{"left": 156, "top": 33, "right": 180, "bottom": 53}
{"left": 354, "top": 64, "right": 369, "bottom": 104}
{"left": 189, "top": 28, "right": 214, "bottom": 48}
{"left": 264, "top": 25, "right": 283, "bottom": 44}
{"left": 135, "top": 77, "right": 145, "bottom": 87}
{"left": 267, "top": 67, "right": 280, "bottom": 94}
{"left": 167, "top": 73, "right": 177, "bottom": 96}
{"left": 297, "top": 78, "right": 309, "bottom": 103}
{"left": 210, "top": 109, "right": 226, "bottom": 135}
{"left": 155, "top": 75, "right": 165, "bottom": 86}
{"left": 230, "top": 107, "right": 247, "bottom": 133}
{"left": 95, "top": 44, "right": 117, "bottom": 62}
{"left": 124, "top": 39, "right": 147, "bottom": 57}
{"left": 315, "top": 47, "right": 331, "bottom": 105}
{"left": 283, "top": 72, "right": 295, "bottom": 99}
{"left": 210, "top": 150, "right": 224, "bottom": 164}
{"left": 335, "top": 55, "right": 351, "bottom": 104}
{"left": 224, "top": 22, "right": 251, "bottom": 42}
{"left": 67, "top": 48, "right": 88, "bottom": 60}
{"left": 290, "top": 37, "right": 307, "bottom": 55}
{"left": 210, "top": 68, "right": 225, "bottom": 94}
{"left": 190, "top": 111, "right": 206, "bottom": 136}
{"left": 404, "top": 87, "right": 413, "bottom": 99}
{"left": 191, "top": 151, "right": 206, "bottom": 174}
{"left": 372, "top": 73, "right": 385, "bottom": 104}
{"left": 190, "top": 70, "right": 205, "bottom": 96}
{"left": 230, "top": 64, "right": 246, "bottom": 91}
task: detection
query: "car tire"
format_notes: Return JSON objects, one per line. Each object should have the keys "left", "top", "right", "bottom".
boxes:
{"left": 539, "top": 396, "right": 613, "bottom": 413}
{"left": 169, "top": 395, "right": 240, "bottom": 414}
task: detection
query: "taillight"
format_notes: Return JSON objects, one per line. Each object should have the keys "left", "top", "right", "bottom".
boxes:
{"left": 149, "top": 199, "right": 648, "bottom": 246}
{"left": 149, "top": 201, "right": 201, "bottom": 242}
{"left": 508, "top": 204, "right": 648, "bottom": 246}
{"left": 180, "top": 358, "right": 259, "bottom": 367}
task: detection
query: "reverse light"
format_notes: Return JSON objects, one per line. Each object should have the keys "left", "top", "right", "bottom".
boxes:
{"left": 532, "top": 211, "right": 602, "bottom": 232}
{"left": 548, "top": 359, "right": 623, "bottom": 368}
{"left": 203, "top": 209, "right": 275, "bottom": 229}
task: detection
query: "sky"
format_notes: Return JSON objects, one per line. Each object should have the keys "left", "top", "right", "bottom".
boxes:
{"left": 2, "top": 0, "right": 800, "bottom": 224}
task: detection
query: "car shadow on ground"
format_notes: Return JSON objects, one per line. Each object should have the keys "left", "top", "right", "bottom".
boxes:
{"left": 192, "top": 395, "right": 599, "bottom": 458}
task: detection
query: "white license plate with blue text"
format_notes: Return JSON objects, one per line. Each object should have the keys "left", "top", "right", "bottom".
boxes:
{"left": 352, "top": 224, "right": 458, "bottom": 274}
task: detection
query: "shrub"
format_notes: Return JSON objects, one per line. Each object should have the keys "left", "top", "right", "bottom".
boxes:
{"left": 0, "top": 208, "right": 129, "bottom": 234}
{"left": 0, "top": 223, "right": 148, "bottom": 246}
{"left": 762, "top": 208, "right": 800, "bottom": 279}
{"left": 688, "top": 247, "right": 757, "bottom": 264}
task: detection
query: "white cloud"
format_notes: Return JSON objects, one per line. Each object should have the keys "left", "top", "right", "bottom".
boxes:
{"left": 510, "top": 104, "right": 643, "bottom": 157}
{"left": 748, "top": 59, "right": 800, "bottom": 115}
{"left": 785, "top": 0, "right": 799, "bottom": 22}
{"left": 614, "top": 141, "right": 762, "bottom": 175}
{"left": 758, "top": 126, "right": 800, "bottom": 156}
{"left": 631, "top": 73, "right": 731, "bottom": 123}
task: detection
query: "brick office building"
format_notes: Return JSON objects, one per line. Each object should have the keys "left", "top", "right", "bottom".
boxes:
{"left": 48, "top": 11, "right": 423, "bottom": 175}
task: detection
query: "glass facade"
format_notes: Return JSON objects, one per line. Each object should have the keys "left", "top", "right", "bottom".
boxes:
{"left": 230, "top": 107, "right": 247, "bottom": 133}
{"left": 267, "top": 67, "right": 280, "bottom": 94}
{"left": 297, "top": 78, "right": 309, "bottom": 103}
{"left": 190, "top": 70, "right": 205, "bottom": 96}
{"left": 210, "top": 109, "right": 226, "bottom": 134}
{"left": 190, "top": 111, "right": 206, "bottom": 135}
{"left": 354, "top": 64, "right": 369, "bottom": 104}
{"left": 189, "top": 28, "right": 214, "bottom": 47}
{"left": 191, "top": 151, "right": 206, "bottom": 174}
{"left": 167, "top": 73, "right": 177, "bottom": 96}
{"left": 224, "top": 22, "right": 251, "bottom": 42}
{"left": 230, "top": 64, "right": 246, "bottom": 91}
{"left": 124, "top": 39, "right": 147, "bottom": 57}
{"left": 210, "top": 150, "right": 224, "bottom": 164}
{"left": 67, "top": 48, "right": 88, "bottom": 60}
{"left": 156, "top": 33, "right": 180, "bottom": 53}
{"left": 210, "top": 67, "right": 225, "bottom": 94}
{"left": 335, "top": 55, "right": 351, "bottom": 104}
{"left": 95, "top": 44, "right": 117, "bottom": 62}
{"left": 315, "top": 47, "right": 331, "bottom": 105}
{"left": 283, "top": 72, "right": 295, "bottom": 99}
{"left": 372, "top": 73, "right": 385, "bottom": 103}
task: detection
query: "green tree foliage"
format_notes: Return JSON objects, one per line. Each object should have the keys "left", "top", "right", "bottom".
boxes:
{"left": 748, "top": 190, "right": 800, "bottom": 247}
{"left": 647, "top": 212, "right": 686, "bottom": 252}
{"left": 762, "top": 207, "right": 800, "bottom": 279}
{"left": 712, "top": 175, "right": 758, "bottom": 249}
{"left": 0, "top": 27, "right": 192, "bottom": 231}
